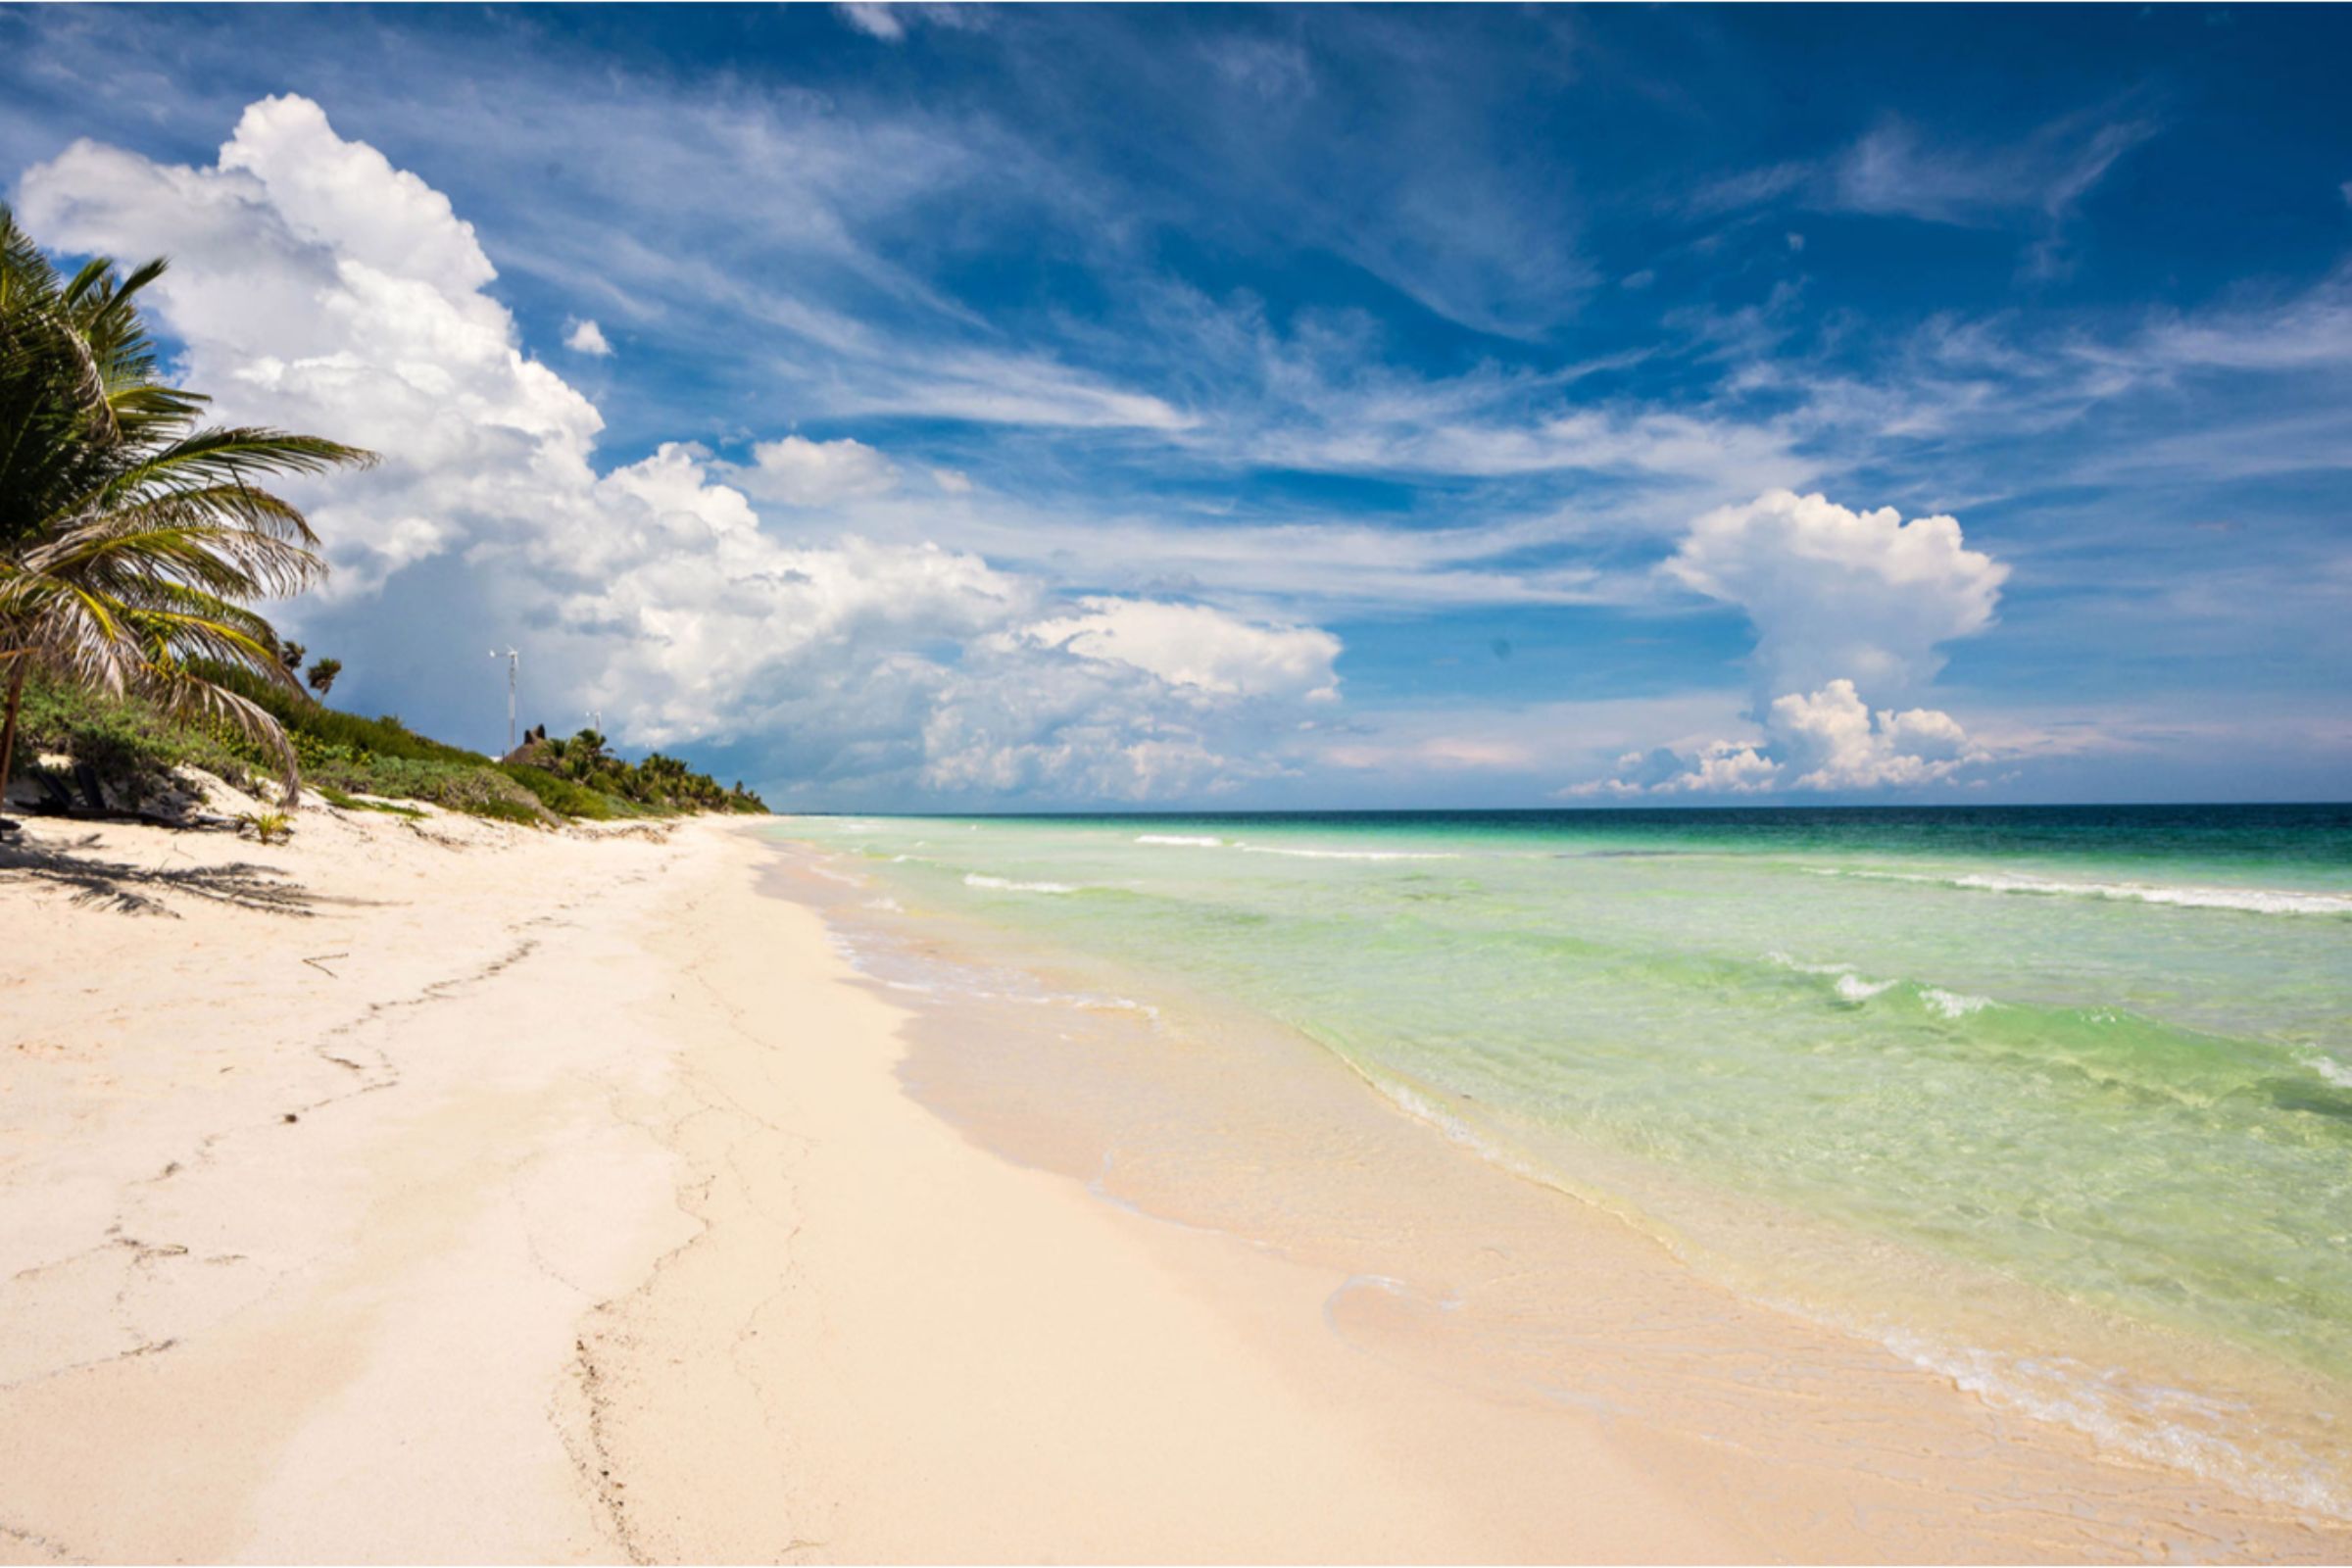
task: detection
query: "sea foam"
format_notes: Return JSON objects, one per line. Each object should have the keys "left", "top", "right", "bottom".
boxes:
{"left": 963, "top": 873, "right": 1080, "bottom": 894}
{"left": 1950, "top": 872, "right": 2352, "bottom": 915}
{"left": 1239, "top": 845, "right": 1461, "bottom": 860}
{"left": 1919, "top": 986, "right": 1992, "bottom": 1019}
{"left": 1835, "top": 973, "right": 1897, "bottom": 1003}
{"left": 1825, "top": 866, "right": 2352, "bottom": 916}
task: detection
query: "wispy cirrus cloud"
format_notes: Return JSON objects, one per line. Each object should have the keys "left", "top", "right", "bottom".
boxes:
{"left": 2127, "top": 266, "right": 2352, "bottom": 374}
{"left": 1832, "top": 111, "right": 2158, "bottom": 229}
{"left": 1684, "top": 100, "right": 2159, "bottom": 278}
{"left": 834, "top": 3, "right": 990, "bottom": 45}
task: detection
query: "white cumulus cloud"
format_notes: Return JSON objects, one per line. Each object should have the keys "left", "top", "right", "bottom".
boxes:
{"left": 1567, "top": 489, "right": 2007, "bottom": 798}
{"left": 1567, "top": 681, "right": 1987, "bottom": 798}
{"left": 1563, "top": 739, "right": 1781, "bottom": 798}
{"left": 737, "top": 434, "right": 900, "bottom": 507}
{"left": 14, "top": 95, "right": 1337, "bottom": 804}
{"left": 1667, "top": 487, "right": 2008, "bottom": 702}
{"left": 1015, "top": 599, "right": 1342, "bottom": 703}
{"left": 20, "top": 95, "right": 605, "bottom": 598}
{"left": 1768, "top": 680, "right": 1987, "bottom": 790}
{"left": 564, "top": 318, "right": 612, "bottom": 356}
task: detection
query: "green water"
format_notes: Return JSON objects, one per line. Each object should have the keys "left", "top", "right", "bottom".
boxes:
{"left": 781, "top": 805, "right": 2352, "bottom": 1510}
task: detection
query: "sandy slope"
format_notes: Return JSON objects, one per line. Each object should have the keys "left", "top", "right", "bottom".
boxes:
{"left": 3, "top": 807, "right": 2345, "bottom": 1564}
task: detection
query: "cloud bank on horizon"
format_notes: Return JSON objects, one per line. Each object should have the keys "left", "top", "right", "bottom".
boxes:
{"left": 2, "top": 5, "right": 2346, "bottom": 807}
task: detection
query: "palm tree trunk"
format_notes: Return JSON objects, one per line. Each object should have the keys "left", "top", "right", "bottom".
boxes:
{"left": 0, "top": 657, "right": 25, "bottom": 815}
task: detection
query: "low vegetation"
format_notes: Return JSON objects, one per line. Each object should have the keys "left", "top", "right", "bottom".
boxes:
{"left": 4, "top": 670, "right": 262, "bottom": 807}
{"left": 501, "top": 724, "right": 765, "bottom": 815}
{"left": 7, "top": 666, "right": 767, "bottom": 828}
{"left": 312, "top": 784, "right": 424, "bottom": 819}
{"left": 239, "top": 809, "right": 293, "bottom": 845}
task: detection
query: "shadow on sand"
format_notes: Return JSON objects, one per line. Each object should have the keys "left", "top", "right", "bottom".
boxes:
{"left": 0, "top": 830, "right": 323, "bottom": 918}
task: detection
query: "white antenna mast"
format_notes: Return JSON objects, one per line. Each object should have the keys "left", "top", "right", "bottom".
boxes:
{"left": 489, "top": 647, "right": 518, "bottom": 754}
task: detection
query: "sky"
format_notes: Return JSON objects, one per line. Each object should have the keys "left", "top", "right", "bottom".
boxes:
{"left": 3, "top": 3, "right": 2348, "bottom": 809}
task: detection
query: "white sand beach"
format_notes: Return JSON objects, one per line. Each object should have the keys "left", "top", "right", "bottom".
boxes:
{"left": 3, "top": 809, "right": 2347, "bottom": 1564}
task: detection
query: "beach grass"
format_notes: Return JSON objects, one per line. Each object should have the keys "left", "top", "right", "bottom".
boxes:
{"left": 312, "top": 784, "right": 426, "bottom": 819}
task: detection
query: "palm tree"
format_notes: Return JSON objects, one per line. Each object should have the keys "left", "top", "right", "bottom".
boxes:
{"left": 0, "top": 204, "right": 372, "bottom": 811}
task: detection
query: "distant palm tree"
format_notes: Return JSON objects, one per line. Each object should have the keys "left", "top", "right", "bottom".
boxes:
{"left": 305, "top": 657, "right": 343, "bottom": 698}
{"left": 0, "top": 205, "right": 372, "bottom": 809}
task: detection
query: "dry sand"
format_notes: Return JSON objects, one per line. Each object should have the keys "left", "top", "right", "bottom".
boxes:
{"left": 2, "top": 806, "right": 2345, "bottom": 1563}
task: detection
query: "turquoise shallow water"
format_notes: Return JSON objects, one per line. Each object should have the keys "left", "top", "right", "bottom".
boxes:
{"left": 782, "top": 805, "right": 2352, "bottom": 1512}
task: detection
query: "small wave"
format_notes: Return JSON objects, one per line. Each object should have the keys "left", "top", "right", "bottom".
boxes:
{"left": 1239, "top": 845, "right": 1461, "bottom": 861}
{"left": 1952, "top": 873, "right": 2352, "bottom": 916}
{"left": 1919, "top": 986, "right": 1991, "bottom": 1019}
{"left": 962, "top": 873, "right": 1080, "bottom": 894}
{"left": 1766, "top": 951, "right": 1857, "bottom": 977}
{"left": 1822, "top": 866, "right": 2352, "bottom": 916}
{"left": 1835, "top": 973, "right": 1897, "bottom": 1003}
{"left": 2305, "top": 1053, "right": 2352, "bottom": 1091}
{"left": 1566, "top": 849, "right": 1690, "bottom": 858}
{"left": 1772, "top": 955, "right": 1992, "bottom": 1014}
{"left": 1135, "top": 834, "right": 1224, "bottom": 847}
{"left": 1883, "top": 1334, "right": 2352, "bottom": 1524}
{"left": 1767, "top": 951, "right": 1882, "bottom": 998}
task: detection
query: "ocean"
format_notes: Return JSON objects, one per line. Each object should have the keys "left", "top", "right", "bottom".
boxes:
{"left": 776, "top": 804, "right": 2352, "bottom": 1518}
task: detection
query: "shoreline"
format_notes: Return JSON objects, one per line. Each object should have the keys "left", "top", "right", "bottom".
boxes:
{"left": 4, "top": 809, "right": 2346, "bottom": 1561}
{"left": 760, "top": 828, "right": 2352, "bottom": 1561}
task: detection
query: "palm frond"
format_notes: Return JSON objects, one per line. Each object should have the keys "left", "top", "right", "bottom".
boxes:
{"left": 1, "top": 572, "right": 139, "bottom": 697}
{"left": 2, "top": 209, "right": 369, "bottom": 806}
{"left": 136, "top": 660, "right": 303, "bottom": 800}
{"left": 105, "top": 426, "right": 378, "bottom": 494}
{"left": 0, "top": 206, "right": 60, "bottom": 310}
{"left": 29, "top": 502, "right": 331, "bottom": 598}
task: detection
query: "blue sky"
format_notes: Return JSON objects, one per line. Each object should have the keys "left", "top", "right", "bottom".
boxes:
{"left": 4, "top": 3, "right": 2348, "bottom": 807}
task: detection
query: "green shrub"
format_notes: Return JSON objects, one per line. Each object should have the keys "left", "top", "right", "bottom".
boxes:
{"left": 497, "top": 762, "right": 632, "bottom": 820}
{"left": 452, "top": 790, "right": 551, "bottom": 827}
{"left": 302, "top": 752, "right": 556, "bottom": 826}
{"left": 508, "top": 731, "right": 765, "bottom": 816}
{"left": 192, "top": 662, "right": 484, "bottom": 766}
{"left": 8, "top": 674, "right": 258, "bottom": 803}
{"left": 180, "top": 671, "right": 550, "bottom": 827}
